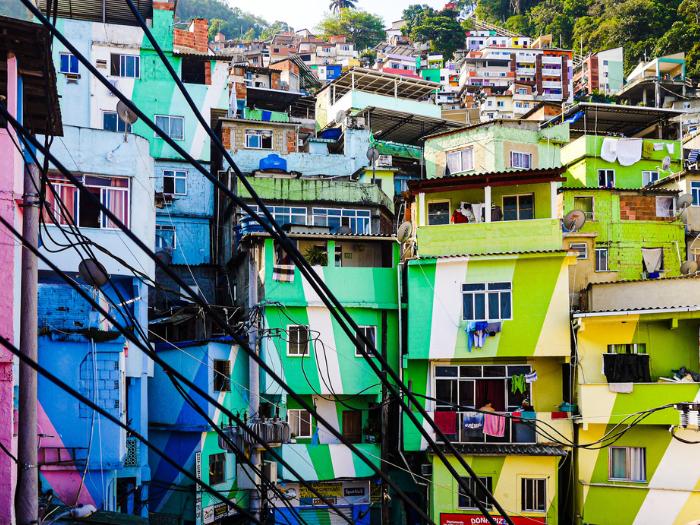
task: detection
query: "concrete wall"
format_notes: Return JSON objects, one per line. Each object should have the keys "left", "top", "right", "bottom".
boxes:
{"left": 587, "top": 277, "right": 700, "bottom": 311}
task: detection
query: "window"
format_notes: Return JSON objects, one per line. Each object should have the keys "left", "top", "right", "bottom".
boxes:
{"left": 208, "top": 453, "right": 226, "bottom": 485}
{"left": 155, "top": 225, "right": 176, "bottom": 251}
{"left": 642, "top": 171, "right": 659, "bottom": 186}
{"left": 212, "top": 360, "right": 231, "bottom": 392}
{"left": 288, "top": 409, "right": 312, "bottom": 438}
{"left": 570, "top": 243, "right": 588, "bottom": 259}
{"left": 510, "top": 151, "right": 532, "bottom": 169}
{"left": 573, "top": 196, "right": 594, "bottom": 220}
{"left": 102, "top": 111, "right": 131, "bottom": 133}
{"left": 245, "top": 129, "right": 273, "bottom": 149}
{"left": 181, "top": 56, "right": 206, "bottom": 84}
{"left": 458, "top": 476, "right": 493, "bottom": 509}
{"left": 342, "top": 410, "right": 362, "bottom": 443}
{"left": 609, "top": 447, "right": 646, "bottom": 482}
{"left": 656, "top": 196, "right": 675, "bottom": 217}
{"left": 155, "top": 115, "right": 184, "bottom": 141}
{"left": 287, "top": 325, "right": 310, "bottom": 356}
{"left": 521, "top": 478, "right": 546, "bottom": 512}
{"left": 692, "top": 182, "right": 700, "bottom": 206}
{"left": 355, "top": 326, "right": 376, "bottom": 357}
{"left": 595, "top": 248, "right": 609, "bottom": 272}
{"left": 462, "top": 282, "right": 512, "bottom": 321}
{"left": 427, "top": 201, "right": 450, "bottom": 225}
{"left": 598, "top": 169, "right": 615, "bottom": 188}
{"left": 608, "top": 343, "right": 646, "bottom": 354}
{"left": 42, "top": 174, "right": 130, "bottom": 229}
{"left": 110, "top": 54, "right": 140, "bottom": 78}
{"left": 503, "top": 194, "right": 534, "bottom": 221}
{"left": 59, "top": 52, "right": 79, "bottom": 74}
{"left": 446, "top": 147, "right": 474, "bottom": 174}
{"left": 163, "top": 169, "right": 187, "bottom": 195}
{"left": 497, "top": 101, "right": 504, "bottom": 107}
{"left": 248, "top": 204, "right": 307, "bottom": 227}
{"left": 312, "top": 208, "right": 371, "bottom": 234}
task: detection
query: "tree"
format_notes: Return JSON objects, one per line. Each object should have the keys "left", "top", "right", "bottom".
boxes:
{"left": 259, "top": 21, "right": 292, "bottom": 41}
{"left": 410, "top": 13, "right": 466, "bottom": 60}
{"left": 402, "top": 4, "right": 437, "bottom": 35}
{"left": 329, "top": 0, "right": 357, "bottom": 13}
{"left": 318, "top": 9, "right": 386, "bottom": 51}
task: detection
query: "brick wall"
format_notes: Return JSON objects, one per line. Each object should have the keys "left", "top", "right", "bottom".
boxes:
{"left": 173, "top": 18, "right": 209, "bottom": 53}
{"left": 619, "top": 194, "right": 672, "bottom": 221}
{"left": 79, "top": 352, "right": 122, "bottom": 418}
{"left": 153, "top": 0, "right": 175, "bottom": 11}
{"left": 204, "top": 61, "right": 211, "bottom": 85}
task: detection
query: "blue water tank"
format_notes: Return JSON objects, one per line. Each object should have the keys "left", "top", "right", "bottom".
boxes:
{"left": 259, "top": 153, "right": 287, "bottom": 172}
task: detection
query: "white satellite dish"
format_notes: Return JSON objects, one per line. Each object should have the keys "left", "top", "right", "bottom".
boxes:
{"left": 563, "top": 210, "right": 586, "bottom": 232}
{"left": 678, "top": 194, "right": 693, "bottom": 210}
{"left": 662, "top": 156, "right": 672, "bottom": 171}
{"left": 397, "top": 221, "right": 413, "bottom": 243}
{"left": 116, "top": 100, "right": 138, "bottom": 125}
{"left": 681, "top": 260, "right": 698, "bottom": 275}
{"left": 335, "top": 109, "right": 346, "bottom": 125}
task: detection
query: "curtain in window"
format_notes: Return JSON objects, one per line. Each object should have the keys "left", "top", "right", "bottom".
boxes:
{"left": 102, "top": 188, "right": 129, "bottom": 228}
{"left": 629, "top": 448, "right": 645, "bottom": 481}
{"left": 43, "top": 182, "right": 77, "bottom": 225}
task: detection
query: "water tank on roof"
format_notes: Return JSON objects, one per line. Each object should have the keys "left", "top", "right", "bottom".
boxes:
{"left": 259, "top": 153, "right": 287, "bottom": 172}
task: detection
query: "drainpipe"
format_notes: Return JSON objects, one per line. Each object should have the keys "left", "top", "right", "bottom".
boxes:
{"left": 248, "top": 247, "right": 261, "bottom": 520}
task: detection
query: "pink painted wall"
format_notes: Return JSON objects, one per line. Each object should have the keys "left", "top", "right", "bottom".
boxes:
{"left": 0, "top": 52, "right": 22, "bottom": 524}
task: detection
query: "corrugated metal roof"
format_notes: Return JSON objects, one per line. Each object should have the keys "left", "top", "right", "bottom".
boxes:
{"left": 560, "top": 186, "right": 680, "bottom": 195}
{"left": 438, "top": 444, "right": 567, "bottom": 456}
{"left": 412, "top": 250, "right": 569, "bottom": 261}
{"left": 408, "top": 167, "right": 567, "bottom": 192}
{"left": 35, "top": 0, "right": 152, "bottom": 26}
{"left": 574, "top": 304, "right": 700, "bottom": 316}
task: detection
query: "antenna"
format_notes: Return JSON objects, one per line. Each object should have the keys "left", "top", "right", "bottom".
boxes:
{"left": 563, "top": 210, "right": 586, "bottom": 232}
{"left": 397, "top": 221, "right": 412, "bottom": 243}
{"left": 681, "top": 260, "right": 698, "bottom": 275}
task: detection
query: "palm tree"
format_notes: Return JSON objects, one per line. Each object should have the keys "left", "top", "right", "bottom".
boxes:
{"left": 329, "top": 0, "right": 356, "bottom": 13}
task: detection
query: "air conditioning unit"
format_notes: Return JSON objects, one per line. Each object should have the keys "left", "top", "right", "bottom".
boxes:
{"left": 263, "top": 461, "right": 278, "bottom": 484}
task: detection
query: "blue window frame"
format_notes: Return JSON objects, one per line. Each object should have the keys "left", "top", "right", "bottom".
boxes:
{"left": 59, "top": 53, "right": 79, "bottom": 74}
{"left": 691, "top": 181, "right": 700, "bottom": 206}
{"left": 102, "top": 111, "right": 131, "bottom": 133}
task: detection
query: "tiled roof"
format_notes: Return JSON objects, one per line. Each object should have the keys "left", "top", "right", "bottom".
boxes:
{"left": 441, "top": 444, "right": 568, "bottom": 456}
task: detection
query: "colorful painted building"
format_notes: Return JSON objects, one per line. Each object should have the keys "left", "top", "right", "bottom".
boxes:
{"left": 0, "top": 16, "right": 63, "bottom": 522}
{"left": 403, "top": 164, "right": 576, "bottom": 525}
{"left": 573, "top": 278, "right": 700, "bottom": 525}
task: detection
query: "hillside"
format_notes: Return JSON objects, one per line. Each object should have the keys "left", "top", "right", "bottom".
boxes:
{"left": 471, "top": 0, "right": 700, "bottom": 77}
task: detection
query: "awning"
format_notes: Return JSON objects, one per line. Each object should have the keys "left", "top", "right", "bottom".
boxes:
{"left": 35, "top": 0, "right": 152, "bottom": 26}
{"left": 358, "top": 106, "right": 462, "bottom": 145}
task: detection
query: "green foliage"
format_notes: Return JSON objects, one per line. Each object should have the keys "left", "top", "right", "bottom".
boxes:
{"left": 410, "top": 13, "right": 466, "bottom": 60}
{"left": 329, "top": 0, "right": 357, "bottom": 13}
{"left": 402, "top": 4, "right": 438, "bottom": 35}
{"left": 259, "top": 21, "right": 293, "bottom": 41}
{"left": 304, "top": 245, "right": 328, "bottom": 266}
{"left": 318, "top": 9, "right": 386, "bottom": 51}
{"left": 176, "top": 0, "right": 269, "bottom": 40}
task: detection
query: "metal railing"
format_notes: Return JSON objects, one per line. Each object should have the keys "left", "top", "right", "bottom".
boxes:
{"left": 435, "top": 411, "right": 537, "bottom": 445}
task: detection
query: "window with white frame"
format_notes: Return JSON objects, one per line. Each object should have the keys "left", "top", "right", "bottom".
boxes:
{"left": 155, "top": 115, "right": 184, "bottom": 141}
{"left": 642, "top": 171, "right": 659, "bottom": 186}
{"left": 609, "top": 447, "right": 646, "bottom": 482}
{"left": 102, "top": 111, "right": 131, "bottom": 133}
{"left": 42, "top": 174, "right": 130, "bottom": 229}
{"left": 287, "top": 409, "right": 312, "bottom": 438}
{"left": 521, "top": 478, "right": 546, "bottom": 512}
{"left": 427, "top": 201, "right": 450, "bottom": 225}
{"left": 446, "top": 147, "right": 474, "bottom": 174}
{"left": 246, "top": 204, "right": 307, "bottom": 227}
{"left": 510, "top": 151, "right": 532, "bottom": 169}
{"left": 598, "top": 169, "right": 615, "bottom": 188}
{"left": 59, "top": 52, "right": 79, "bottom": 75}
{"left": 312, "top": 208, "right": 370, "bottom": 234}
{"left": 691, "top": 182, "right": 700, "bottom": 206}
{"left": 503, "top": 194, "right": 534, "bottom": 220}
{"left": 163, "top": 169, "right": 187, "bottom": 195}
{"left": 570, "top": 243, "right": 588, "bottom": 259}
{"left": 287, "top": 325, "right": 310, "bottom": 356}
{"left": 656, "top": 196, "right": 675, "bottom": 217}
{"left": 573, "top": 196, "right": 594, "bottom": 220}
{"left": 245, "top": 129, "right": 273, "bottom": 149}
{"left": 595, "top": 247, "right": 609, "bottom": 272}
{"left": 110, "top": 53, "right": 140, "bottom": 78}
{"left": 355, "top": 326, "right": 376, "bottom": 357}
{"left": 458, "top": 476, "right": 493, "bottom": 509}
{"left": 462, "top": 282, "right": 512, "bottom": 321}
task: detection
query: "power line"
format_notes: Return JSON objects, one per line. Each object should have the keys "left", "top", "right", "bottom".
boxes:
{"left": 0, "top": 105, "right": 435, "bottom": 524}
{"left": 0, "top": 335, "right": 259, "bottom": 524}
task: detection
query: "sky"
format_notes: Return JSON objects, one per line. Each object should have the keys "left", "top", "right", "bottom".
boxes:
{"left": 227, "top": 0, "right": 448, "bottom": 31}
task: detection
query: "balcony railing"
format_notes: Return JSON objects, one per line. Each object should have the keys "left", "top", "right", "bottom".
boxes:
{"left": 435, "top": 411, "right": 537, "bottom": 444}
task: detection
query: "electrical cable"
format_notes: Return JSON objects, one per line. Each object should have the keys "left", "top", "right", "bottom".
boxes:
{"left": 0, "top": 215, "right": 408, "bottom": 524}
{"left": 0, "top": 335, "right": 259, "bottom": 524}
{"left": 669, "top": 425, "right": 700, "bottom": 444}
{"left": 0, "top": 109, "right": 435, "bottom": 525}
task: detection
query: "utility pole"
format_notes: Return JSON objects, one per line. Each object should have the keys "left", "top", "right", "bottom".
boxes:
{"left": 248, "top": 252, "right": 261, "bottom": 521}
{"left": 16, "top": 162, "right": 40, "bottom": 525}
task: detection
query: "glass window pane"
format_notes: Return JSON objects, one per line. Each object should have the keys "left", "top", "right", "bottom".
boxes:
{"left": 483, "top": 366, "right": 506, "bottom": 377}
{"left": 610, "top": 448, "right": 626, "bottom": 478}
{"left": 503, "top": 196, "right": 517, "bottom": 220}
{"left": 488, "top": 292, "right": 499, "bottom": 319}
{"left": 474, "top": 294, "right": 485, "bottom": 320}
{"left": 171, "top": 117, "right": 184, "bottom": 140}
{"left": 463, "top": 294, "right": 474, "bottom": 320}
{"left": 103, "top": 112, "right": 116, "bottom": 132}
{"left": 519, "top": 195, "right": 534, "bottom": 219}
{"left": 463, "top": 283, "right": 486, "bottom": 291}
{"left": 435, "top": 366, "right": 458, "bottom": 377}
{"left": 500, "top": 292, "right": 511, "bottom": 319}
{"left": 459, "top": 366, "right": 482, "bottom": 377}
{"left": 459, "top": 380, "right": 474, "bottom": 407}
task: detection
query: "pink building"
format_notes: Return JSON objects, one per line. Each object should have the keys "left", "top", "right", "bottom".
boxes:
{"left": 0, "top": 16, "right": 62, "bottom": 522}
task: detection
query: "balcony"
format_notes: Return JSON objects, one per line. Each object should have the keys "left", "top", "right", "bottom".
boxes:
{"left": 578, "top": 383, "right": 700, "bottom": 425}
{"left": 417, "top": 218, "right": 563, "bottom": 257}
{"left": 273, "top": 443, "right": 381, "bottom": 481}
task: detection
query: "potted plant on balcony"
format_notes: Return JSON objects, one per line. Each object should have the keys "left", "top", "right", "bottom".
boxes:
{"left": 304, "top": 245, "right": 327, "bottom": 266}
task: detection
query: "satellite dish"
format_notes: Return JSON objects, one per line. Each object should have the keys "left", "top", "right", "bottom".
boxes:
{"left": 78, "top": 258, "right": 110, "bottom": 288}
{"left": 681, "top": 260, "right": 698, "bottom": 275}
{"left": 662, "top": 156, "right": 672, "bottom": 171}
{"left": 366, "top": 146, "right": 380, "bottom": 164}
{"left": 116, "top": 100, "right": 138, "bottom": 125}
{"left": 678, "top": 194, "right": 693, "bottom": 210}
{"left": 335, "top": 110, "right": 347, "bottom": 125}
{"left": 397, "top": 221, "right": 413, "bottom": 243}
{"left": 563, "top": 210, "right": 586, "bottom": 232}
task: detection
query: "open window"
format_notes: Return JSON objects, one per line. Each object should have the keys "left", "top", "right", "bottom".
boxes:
{"left": 181, "top": 56, "right": 206, "bottom": 84}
